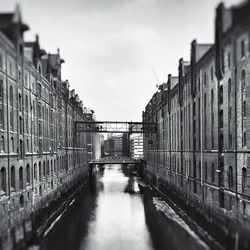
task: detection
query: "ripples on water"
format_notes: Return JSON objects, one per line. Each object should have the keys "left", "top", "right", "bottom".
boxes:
{"left": 36, "top": 164, "right": 209, "bottom": 250}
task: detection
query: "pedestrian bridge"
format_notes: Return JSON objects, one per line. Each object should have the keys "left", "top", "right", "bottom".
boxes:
{"left": 89, "top": 156, "right": 138, "bottom": 165}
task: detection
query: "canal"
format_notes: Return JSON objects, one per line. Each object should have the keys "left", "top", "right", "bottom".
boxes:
{"left": 33, "top": 165, "right": 210, "bottom": 250}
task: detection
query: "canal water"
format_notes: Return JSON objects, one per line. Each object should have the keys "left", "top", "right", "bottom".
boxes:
{"left": 34, "top": 164, "right": 210, "bottom": 250}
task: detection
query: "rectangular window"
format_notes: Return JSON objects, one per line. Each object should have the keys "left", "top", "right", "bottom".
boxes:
{"left": 38, "top": 83, "right": 42, "bottom": 98}
{"left": 228, "top": 52, "right": 231, "bottom": 68}
{"left": 0, "top": 54, "right": 2, "bottom": 69}
{"left": 204, "top": 72, "right": 207, "bottom": 85}
{"left": 229, "top": 133, "right": 232, "bottom": 148}
{"left": 241, "top": 40, "right": 245, "bottom": 58}
{"left": 10, "top": 111, "right": 13, "bottom": 130}
{"left": 0, "top": 108, "right": 3, "bottom": 127}
{"left": 243, "top": 101, "right": 246, "bottom": 118}
{"left": 211, "top": 66, "right": 214, "bottom": 81}
{"left": 219, "top": 110, "right": 223, "bottom": 128}
{"left": 243, "top": 132, "right": 246, "bottom": 147}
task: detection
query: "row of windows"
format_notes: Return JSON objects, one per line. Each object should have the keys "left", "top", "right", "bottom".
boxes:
{"left": 146, "top": 150, "right": 248, "bottom": 193}
{"left": 0, "top": 159, "right": 61, "bottom": 194}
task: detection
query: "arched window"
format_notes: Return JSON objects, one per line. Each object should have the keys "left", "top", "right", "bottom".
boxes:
{"left": 19, "top": 195, "right": 24, "bottom": 208}
{"left": 0, "top": 136, "right": 4, "bottom": 152}
{"left": 47, "top": 160, "right": 50, "bottom": 177}
{"left": 228, "top": 78, "right": 231, "bottom": 98}
{"left": 228, "top": 166, "right": 233, "bottom": 188}
{"left": 54, "top": 159, "right": 56, "bottom": 174}
{"left": 19, "top": 167, "right": 23, "bottom": 190}
{"left": 241, "top": 70, "right": 246, "bottom": 90}
{"left": 241, "top": 40, "right": 245, "bottom": 58}
{"left": 10, "top": 111, "right": 13, "bottom": 130}
{"left": 0, "top": 104, "right": 3, "bottom": 127}
{"left": 18, "top": 93, "right": 22, "bottom": 111}
{"left": 242, "top": 167, "right": 247, "bottom": 192}
{"left": 11, "top": 137, "right": 14, "bottom": 152}
{"left": 0, "top": 167, "right": 7, "bottom": 193}
{"left": 11, "top": 166, "right": 15, "bottom": 190}
{"left": 34, "top": 163, "right": 37, "bottom": 181}
{"left": 39, "top": 185, "right": 42, "bottom": 197}
{"left": 219, "top": 110, "right": 223, "bottom": 128}
{"left": 26, "top": 139, "right": 29, "bottom": 152}
{"left": 51, "top": 160, "right": 53, "bottom": 175}
{"left": 19, "top": 116, "right": 22, "bottom": 134}
{"left": 43, "top": 161, "right": 46, "bottom": 177}
{"left": 33, "top": 100, "right": 35, "bottom": 117}
{"left": 25, "top": 96, "right": 28, "bottom": 113}
{"left": 26, "top": 164, "right": 30, "bottom": 185}
{"left": 0, "top": 79, "right": 3, "bottom": 100}
{"left": 219, "top": 85, "right": 223, "bottom": 104}
{"left": 203, "top": 72, "right": 207, "bottom": 85}
{"left": 211, "top": 163, "right": 215, "bottom": 183}
{"left": 18, "top": 70, "right": 21, "bottom": 83}
{"left": 38, "top": 123, "right": 42, "bottom": 137}
{"left": 19, "top": 139, "right": 23, "bottom": 157}
{"left": 9, "top": 86, "right": 13, "bottom": 107}
{"left": 210, "top": 66, "right": 214, "bottom": 81}
{"left": 39, "top": 162, "right": 42, "bottom": 182}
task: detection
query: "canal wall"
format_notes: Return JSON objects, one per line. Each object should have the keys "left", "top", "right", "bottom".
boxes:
{"left": 0, "top": 168, "right": 89, "bottom": 250}
{"left": 144, "top": 170, "right": 250, "bottom": 250}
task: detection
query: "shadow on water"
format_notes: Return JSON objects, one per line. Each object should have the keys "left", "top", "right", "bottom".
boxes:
{"left": 143, "top": 188, "right": 208, "bottom": 250}
{"left": 39, "top": 176, "right": 99, "bottom": 250}
{"left": 38, "top": 165, "right": 208, "bottom": 250}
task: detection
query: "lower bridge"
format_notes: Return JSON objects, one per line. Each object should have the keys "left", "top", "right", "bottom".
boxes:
{"left": 89, "top": 156, "right": 140, "bottom": 165}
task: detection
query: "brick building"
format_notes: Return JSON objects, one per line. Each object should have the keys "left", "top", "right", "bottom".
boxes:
{"left": 143, "top": 0, "right": 250, "bottom": 247}
{"left": 0, "top": 6, "right": 101, "bottom": 249}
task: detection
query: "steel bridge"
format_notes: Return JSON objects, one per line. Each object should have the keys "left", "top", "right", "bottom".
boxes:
{"left": 74, "top": 121, "right": 157, "bottom": 134}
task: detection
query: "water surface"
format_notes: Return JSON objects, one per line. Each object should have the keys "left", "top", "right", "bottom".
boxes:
{"left": 37, "top": 164, "right": 209, "bottom": 250}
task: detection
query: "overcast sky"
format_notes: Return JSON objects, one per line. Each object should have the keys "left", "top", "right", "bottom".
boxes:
{"left": 0, "top": 0, "right": 239, "bottom": 121}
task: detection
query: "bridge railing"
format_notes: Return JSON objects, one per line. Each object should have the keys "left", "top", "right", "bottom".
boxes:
{"left": 75, "top": 121, "right": 157, "bottom": 134}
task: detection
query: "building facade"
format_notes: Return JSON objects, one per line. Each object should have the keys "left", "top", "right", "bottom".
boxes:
{"left": 0, "top": 7, "right": 101, "bottom": 250}
{"left": 143, "top": 1, "right": 250, "bottom": 247}
{"left": 130, "top": 134, "right": 143, "bottom": 159}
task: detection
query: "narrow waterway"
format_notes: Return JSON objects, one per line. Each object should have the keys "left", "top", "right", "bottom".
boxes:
{"left": 35, "top": 165, "right": 210, "bottom": 250}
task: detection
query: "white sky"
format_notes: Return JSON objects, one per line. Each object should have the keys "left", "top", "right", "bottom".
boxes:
{"left": 0, "top": 0, "right": 239, "bottom": 121}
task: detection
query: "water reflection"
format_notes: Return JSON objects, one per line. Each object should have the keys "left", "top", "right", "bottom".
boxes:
{"left": 37, "top": 164, "right": 209, "bottom": 250}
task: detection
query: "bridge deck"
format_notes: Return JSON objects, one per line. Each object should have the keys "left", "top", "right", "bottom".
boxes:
{"left": 75, "top": 121, "right": 157, "bottom": 133}
{"left": 89, "top": 156, "right": 142, "bottom": 165}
